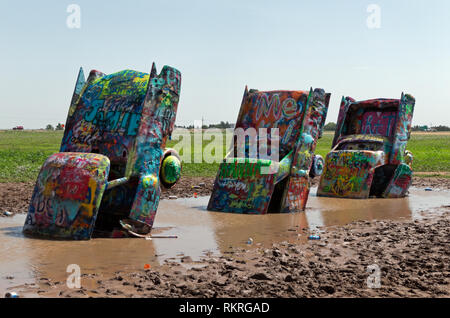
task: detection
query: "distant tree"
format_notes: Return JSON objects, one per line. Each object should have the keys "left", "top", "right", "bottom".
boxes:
{"left": 203, "top": 121, "right": 235, "bottom": 129}
{"left": 412, "top": 125, "right": 429, "bottom": 131}
{"left": 225, "top": 121, "right": 234, "bottom": 129}
{"left": 323, "top": 122, "right": 337, "bottom": 131}
{"left": 46, "top": 124, "right": 54, "bottom": 131}
{"left": 432, "top": 125, "right": 450, "bottom": 131}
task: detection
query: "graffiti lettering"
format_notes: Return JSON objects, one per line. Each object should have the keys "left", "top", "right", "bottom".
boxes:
{"left": 361, "top": 111, "right": 396, "bottom": 137}
{"left": 255, "top": 94, "right": 300, "bottom": 121}
{"left": 83, "top": 101, "right": 142, "bottom": 136}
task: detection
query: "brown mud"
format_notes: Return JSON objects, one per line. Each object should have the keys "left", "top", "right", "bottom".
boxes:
{"left": 28, "top": 210, "right": 450, "bottom": 298}
{"left": 1, "top": 176, "right": 449, "bottom": 298}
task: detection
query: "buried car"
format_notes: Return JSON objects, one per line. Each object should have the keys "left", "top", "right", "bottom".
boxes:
{"left": 23, "top": 63, "right": 182, "bottom": 240}
{"left": 317, "top": 93, "right": 415, "bottom": 199}
{"left": 207, "top": 87, "right": 330, "bottom": 214}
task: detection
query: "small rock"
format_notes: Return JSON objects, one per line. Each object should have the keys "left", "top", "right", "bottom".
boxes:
{"left": 321, "top": 285, "right": 335, "bottom": 294}
{"left": 181, "top": 256, "right": 193, "bottom": 263}
{"left": 272, "top": 249, "right": 282, "bottom": 257}
{"left": 286, "top": 285, "right": 295, "bottom": 293}
{"left": 284, "top": 274, "right": 295, "bottom": 282}
{"left": 250, "top": 272, "right": 271, "bottom": 280}
{"left": 224, "top": 263, "right": 243, "bottom": 271}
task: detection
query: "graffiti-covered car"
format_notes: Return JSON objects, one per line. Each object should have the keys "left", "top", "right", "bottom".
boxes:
{"left": 23, "top": 63, "right": 182, "bottom": 240}
{"left": 317, "top": 93, "right": 415, "bottom": 199}
{"left": 207, "top": 87, "right": 330, "bottom": 214}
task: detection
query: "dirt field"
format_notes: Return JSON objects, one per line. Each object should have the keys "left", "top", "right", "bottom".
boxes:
{"left": 411, "top": 131, "right": 450, "bottom": 136}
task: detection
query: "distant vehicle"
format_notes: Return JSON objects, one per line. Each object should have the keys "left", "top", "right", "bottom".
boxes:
{"left": 317, "top": 93, "right": 416, "bottom": 199}
{"left": 23, "top": 63, "right": 182, "bottom": 240}
{"left": 12, "top": 126, "right": 24, "bottom": 130}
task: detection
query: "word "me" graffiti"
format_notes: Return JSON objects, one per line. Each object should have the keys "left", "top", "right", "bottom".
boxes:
{"left": 255, "top": 94, "right": 303, "bottom": 121}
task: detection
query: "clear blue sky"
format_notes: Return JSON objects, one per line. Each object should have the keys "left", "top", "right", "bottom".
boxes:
{"left": 0, "top": 0, "right": 449, "bottom": 128}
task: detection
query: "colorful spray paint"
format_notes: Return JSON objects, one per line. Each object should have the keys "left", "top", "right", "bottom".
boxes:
{"left": 318, "top": 93, "right": 415, "bottom": 199}
{"left": 23, "top": 63, "right": 182, "bottom": 240}
{"left": 207, "top": 87, "right": 330, "bottom": 214}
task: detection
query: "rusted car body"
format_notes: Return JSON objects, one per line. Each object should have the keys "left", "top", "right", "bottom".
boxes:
{"left": 23, "top": 63, "right": 182, "bottom": 240}
{"left": 317, "top": 93, "right": 415, "bottom": 199}
{"left": 207, "top": 87, "right": 330, "bottom": 214}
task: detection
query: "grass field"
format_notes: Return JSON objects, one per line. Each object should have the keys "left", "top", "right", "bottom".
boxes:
{"left": 0, "top": 130, "right": 449, "bottom": 182}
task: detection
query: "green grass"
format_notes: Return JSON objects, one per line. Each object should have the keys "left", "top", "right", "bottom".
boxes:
{"left": 0, "top": 131, "right": 63, "bottom": 182}
{"left": 406, "top": 134, "right": 450, "bottom": 172}
{"left": 314, "top": 133, "right": 333, "bottom": 159}
{"left": 1, "top": 130, "right": 449, "bottom": 182}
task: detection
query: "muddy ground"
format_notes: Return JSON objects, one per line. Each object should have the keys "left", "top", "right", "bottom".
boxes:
{"left": 1, "top": 176, "right": 450, "bottom": 216}
{"left": 31, "top": 210, "right": 450, "bottom": 298}
{"left": 0, "top": 177, "right": 214, "bottom": 216}
{"left": 1, "top": 177, "right": 449, "bottom": 298}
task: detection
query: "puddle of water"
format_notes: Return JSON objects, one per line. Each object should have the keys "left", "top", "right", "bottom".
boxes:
{"left": 0, "top": 187, "right": 448, "bottom": 296}
{"left": 306, "top": 187, "right": 450, "bottom": 229}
